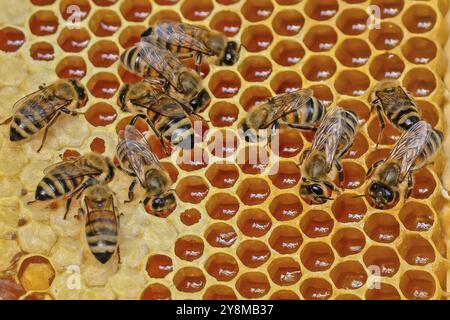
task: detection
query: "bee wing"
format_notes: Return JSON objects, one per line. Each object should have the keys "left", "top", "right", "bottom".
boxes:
{"left": 132, "top": 94, "right": 187, "bottom": 118}
{"left": 136, "top": 40, "right": 181, "bottom": 90}
{"left": 261, "top": 89, "right": 314, "bottom": 128}
{"left": 43, "top": 161, "right": 101, "bottom": 179}
{"left": 12, "top": 85, "right": 71, "bottom": 117}
{"left": 122, "top": 125, "right": 161, "bottom": 186}
{"left": 311, "top": 106, "right": 345, "bottom": 169}
{"left": 149, "top": 21, "right": 212, "bottom": 54}
{"left": 386, "top": 120, "right": 430, "bottom": 180}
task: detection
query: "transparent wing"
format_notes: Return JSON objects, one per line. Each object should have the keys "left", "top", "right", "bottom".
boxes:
{"left": 311, "top": 106, "right": 345, "bottom": 169}
{"left": 13, "top": 85, "right": 71, "bottom": 119}
{"left": 386, "top": 120, "right": 430, "bottom": 179}
{"left": 261, "top": 89, "right": 314, "bottom": 128}
{"left": 148, "top": 21, "right": 212, "bottom": 54}
{"left": 122, "top": 125, "right": 161, "bottom": 186}
{"left": 136, "top": 40, "right": 181, "bottom": 89}
{"left": 131, "top": 93, "right": 187, "bottom": 118}
{"left": 43, "top": 161, "right": 100, "bottom": 179}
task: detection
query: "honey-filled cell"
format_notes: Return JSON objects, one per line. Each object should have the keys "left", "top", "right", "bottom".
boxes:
{"left": 30, "top": 42, "right": 54, "bottom": 61}
{"left": 304, "top": 0, "right": 338, "bottom": 21}
{"left": 205, "top": 193, "right": 239, "bottom": 220}
{"left": 399, "top": 202, "right": 434, "bottom": 232}
{"left": 141, "top": 283, "right": 171, "bottom": 300}
{"left": 56, "top": 56, "right": 87, "bottom": 79}
{"left": 335, "top": 38, "right": 371, "bottom": 68}
{"left": 29, "top": 10, "right": 59, "bottom": 36}
{"left": 272, "top": 9, "right": 304, "bottom": 36}
{"left": 241, "top": 0, "right": 273, "bottom": 22}
{"left": 146, "top": 254, "right": 173, "bottom": 279}
{"left": 363, "top": 246, "right": 400, "bottom": 278}
{"left": 369, "top": 22, "right": 403, "bottom": 50}
{"left": 120, "top": 0, "right": 152, "bottom": 22}
{"left": 237, "top": 240, "right": 271, "bottom": 268}
{"left": 235, "top": 272, "right": 270, "bottom": 299}
{"left": 89, "top": 10, "right": 122, "bottom": 37}
{"left": 203, "top": 285, "right": 237, "bottom": 300}
{"left": 300, "top": 278, "right": 333, "bottom": 300}
{"left": 210, "top": 11, "right": 241, "bottom": 37}
{"left": 267, "top": 257, "right": 301, "bottom": 286}
{"left": 0, "top": 27, "right": 25, "bottom": 53}
{"left": 330, "top": 261, "right": 367, "bottom": 290}
{"left": 237, "top": 209, "right": 272, "bottom": 237}
{"left": 269, "top": 193, "right": 302, "bottom": 221}
{"left": 241, "top": 25, "right": 273, "bottom": 53}
{"left": 205, "top": 162, "right": 239, "bottom": 189}
{"left": 397, "top": 234, "right": 436, "bottom": 266}
{"left": 208, "top": 102, "right": 239, "bottom": 128}
{"left": 60, "top": 0, "right": 91, "bottom": 21}
{"left": 300, "top": 210, "right": 334, "bottom": 238}
{"left": 268, "top": 225, "right": 303, "bottom": 254}
{"left": 180, "top": 0, "right": 213, "bottom": 21}
{"left": 303, "top": 25, "right": 337, "bottom": 52}
{"left": 365, "top": 283, "right": 401, "bottom": 300}
{"left": 205, "top": 253, "right": 239, "bottom": 282}
{"left": 400, "top": 270, "right": 436, "bottom": 300}
{"left": 174, "top": 235, "right": 204, "bottom": 262}
{"left": 57, "top": 27, "right": 90, "bottom": 53}
{"left": 173, "top": 267, "right": 206, "bottom": 293}
{"left": 205, "top": 223, "right": 238, "bottom": 248}
{"left": 271, "top": 40, "right": 305, "bottom": 67}
{"left": 402, "top": 4, "right": 437, "bottom": 34}
{"left": 18, "top": 256, "right": 55, "bottom": 291}
{"left": 300, "top": 242, "right": 335, "bottom": 272}
{"left": 238, "top": 56, "right": 272, "bottom": 82}
{"left": 364, "top": 213, "right": 400, "bottom": 243}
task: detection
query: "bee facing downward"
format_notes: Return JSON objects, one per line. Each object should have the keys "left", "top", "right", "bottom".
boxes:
{"left": 365, "top": 120, "right": 442, "bottom": 209}
{"left": 80, "top": 182, "right": 120, "bottom": 264}
{"left": 141, "top": 21, "right": 241, "bottom": 68}
{"left": 0, "top": 79, "right": 88, "bottom": 152}
{"left": 116, "top": 125, "right": 176, "bottom": 216}
{"left": 239, "top": 89, "right": 326, "bottom": 143}
{"left": 299, "top": 106, "right": 359, "bottom": 204}
{"left": 369, "top": 80, "right": 421, "bottom": 146}
{"left": 30, "top": 152, "right": 115, "bottom": 218}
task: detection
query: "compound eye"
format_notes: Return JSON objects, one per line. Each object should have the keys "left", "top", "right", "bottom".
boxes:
{"left": 369, "top": 183, "right": 379, "bottom": 193}
{"left": 152, "top": 198, "right": 164, "bottom": 210}
{"left": 190, "top": 98, "right": 200, "bottom": 110}
{"left": 310, "top": 184, "right": 323, "bottom": 195}
{"left": 383, "top": 188, "right": 394, "bottom": 202}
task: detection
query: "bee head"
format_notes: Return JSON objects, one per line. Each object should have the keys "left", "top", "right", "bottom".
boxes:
{"left": 85, "top": 184, "right": 111, "bottom": 209}
{"left": 221, "top": 41, "right": 240, "bottom": 66}
{"left": 368, "top": 182, "right": 398, "bottom": 209}
{"left": 300, "top": 178, "right": 331, "bottom": 204}
{"left": 189, "top": 89, "right": 211, "bottom": 113}
{"left": 144, "top": 192, "right": 177, "bottom": 217}
{"left": 69, "top": 79, "right": 88, "bottom": 107}
{"left": 117, "top": 84, "right": 130, "bottom": 111}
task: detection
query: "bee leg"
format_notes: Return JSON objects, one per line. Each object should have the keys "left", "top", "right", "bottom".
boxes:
{"left": 117, "top": 245, "right": 122, "bottom": 264}
{"left": 64, "top": 198, "right": 72, "bottom": 220}
{"left": 27, "top": 199, "right": 36, "bottom": 205}
{"left": 0, "top": 117, "right": 12, "bottom": 125}
{"left": 124, "top": 179, "right": 137, "bottom": 203}
{"left": 405, "top": 172, "right": 413, "bottom": 202}
{"left": 37, "top": 112, "right": 62, "bottom": 153}
{"left": 374, "top": 105, "right": 385, "bottom": 149}
{"left": 175, "top": 52, "right": 195, "bottom": 60}
{"left": 366, "top": 159, "right": 384, "bottom": 178}
{"left": 195, "top": 53, "right": 203, "bottom": 73}
{"left": 60, "top": 107, "right": 84, "bottom": 116}
{"left": 334, "top": 160, "right": 344, "bottom": 190}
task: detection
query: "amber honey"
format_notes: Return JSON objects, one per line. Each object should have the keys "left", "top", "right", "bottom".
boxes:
{"left": 0, "top": 0, "right": 448, "bottom": 301}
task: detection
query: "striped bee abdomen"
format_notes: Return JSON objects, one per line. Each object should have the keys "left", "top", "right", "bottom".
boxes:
{"left": 35, "top": 174, "right": 83, "bottom": 201}
{"left": 386, "top": 104, "right": 420, "bottom": 131}
{"left": 10, "top": 101, "right": 50, "bottom": 141}
{"left": 281, "top": 98, "right": 325, "bottom": 127}
{"left": 156, "top": 116, "right": 195, "bottom": 149}
{"left": 85, "top": 210, "right": 119, "bottom": 264}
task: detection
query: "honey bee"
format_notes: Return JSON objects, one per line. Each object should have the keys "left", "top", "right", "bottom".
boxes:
{"left": 80, "top": 182, "right": 120, "bottom": 264}
{"left": 141, "top": 21, "right": 241, "bottom": 68}
{"left": 120, "top": 39, "right": 210, "bottom": 112}
{"left": 117, "top": 81, "right": 193, "bottom": 118}
{"left": 370, "top": 80, "right": 421, "bottom": 146}
{"left": 239, "top": 89, "right": 326, "bottom": 142}
{"left": 299, "top": 106, "right": 359, "bottom": 204}
{"left": 0, "top": 79, "right": 88, "bottom": 152}
{"left": 116, "top": 125, "right": 176, "bottom": 216}
{"left": 365, "top": 120, "right": 442, "bottom": 209}
{"left": 30, "top": 152, "right": 115, "bottom": 218}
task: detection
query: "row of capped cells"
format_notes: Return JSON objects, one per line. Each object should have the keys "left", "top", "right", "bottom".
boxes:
{"left": 4, "top": 215, "right": 444, "bottom": 300}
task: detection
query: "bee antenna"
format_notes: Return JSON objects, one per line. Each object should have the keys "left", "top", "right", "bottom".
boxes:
{"left": 352, "top": 194, "right": 367, "bottom": 199}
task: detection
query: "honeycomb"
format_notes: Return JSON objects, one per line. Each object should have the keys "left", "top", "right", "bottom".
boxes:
{"left": 0, "top": 0, "right": 449, "bottom": 300}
